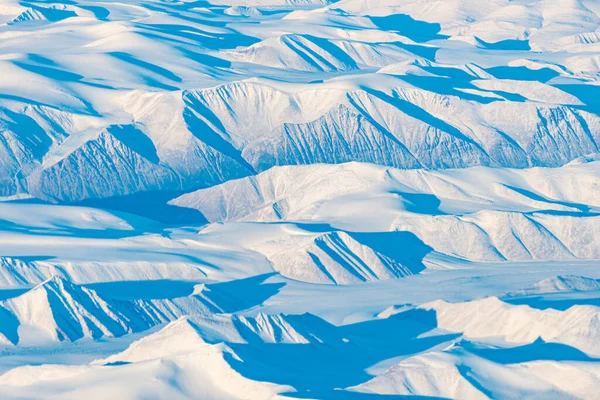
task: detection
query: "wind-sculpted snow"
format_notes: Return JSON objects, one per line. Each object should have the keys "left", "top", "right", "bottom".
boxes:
{"left": 172, "top": 161, "right": 600, "bottom": 222}
{"left": 0, "top": 274, "right": 306, "bottom": 346}
{"left": 249, "top": 229, "right": 422, "bottom": 284}
{"left": 0, "top": 276, "right": 155, "bottom": 346}
{"left": 171, "top": 162, "right": 600, "bottom": 264}
{"left": 0, "top": 0, "right": 599, "bottom": 201}
{"left": 422, "top": 296, "right": 600, "bottom": 356}
{"left": 0, "top": 335, "right": 293, "bottom": 400}
{"left": 0, "top": 276, "right": 230, "bottom": 346}
{"left": 395, "top": 211, "right": 600, "bottom": 261}
{"left": 1, "top": 0, "right": 600, "bottom": 397}
{"left": 514, "top": 275, "right": 600, "bottom": 295}
{"left": 99, "top": 312, "right": 341, "bottom": 361}
{"left": 350, "top": 341, "right": 600, "bottom": 399}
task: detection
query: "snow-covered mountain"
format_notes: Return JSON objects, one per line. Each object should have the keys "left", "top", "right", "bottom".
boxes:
{"left": 0, "top": 0, "right": 599, "bottom": 202}
{"left": 0, "top": 275, "right": 260, "bottom": 346}
{"left": 1, "top": 0, "right": 600, "bottom": 397}
{"left": 171, "top": 161, "right": 600, "bottom": 224}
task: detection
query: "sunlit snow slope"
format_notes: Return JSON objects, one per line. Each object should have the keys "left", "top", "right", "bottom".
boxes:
{"left": 0, "top": 0, "right": 599, "bottom": 201}
{"left": 1, "top": 0, "right": 600, "bottom": 398}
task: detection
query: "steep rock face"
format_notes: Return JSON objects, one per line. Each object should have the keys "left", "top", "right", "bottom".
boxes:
{"left": 0, "top": 107, "right": 62, "bottom": 197}
{"left": 348, "top": 87, "right": 599, "bottom": 169}
{"left": 347, "top": 89, "right": 498, "bottom": 169}
{"left": 187, "top": 81, "right": 504, "bottom": 172}
{"left": 129, "top": 90, "right": 255, "bottom": 189}
{"left": 1, "top": 91, "right": 257, "bottom": 202}
{"left": 181, "top": 81, "right": 331, "bottom": 149}
{"left": 243, "top": 104, "right": 421, "bottom": 171}
{"left": 27, "top": 127, "right": 178, "bottom": 202}
{"left": 0, "top": 0, "right": 599, "bottom": 206}
{"left": 2, "top": 78, "right": 599, "bottom": 203}
{"left": 527, "top": 107, "right": 600, "bottom": 166}
{"left": 185, "top": 80, "right": 600, "bottom": 174}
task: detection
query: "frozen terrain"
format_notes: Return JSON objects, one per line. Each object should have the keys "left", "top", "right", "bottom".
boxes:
{"left": 0, "top": 0, "right": 600, "bottom": 398}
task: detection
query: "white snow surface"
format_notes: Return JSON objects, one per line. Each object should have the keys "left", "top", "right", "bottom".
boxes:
{"left": 0, "top": 0, "right": 599, "bottom": 201}
{"left": 1, "top": 0, "right": 600, "bottom": 398}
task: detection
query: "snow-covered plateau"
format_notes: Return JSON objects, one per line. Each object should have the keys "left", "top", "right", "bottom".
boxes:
{"left": 1, "top": 0, "right": 600, "bottom": 398}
